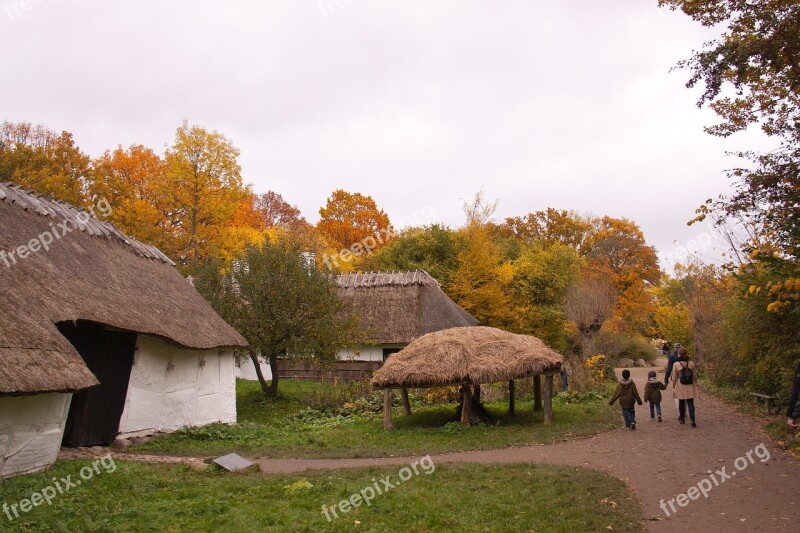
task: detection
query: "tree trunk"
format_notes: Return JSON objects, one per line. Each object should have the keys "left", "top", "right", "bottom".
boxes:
{"left": 250, "top": 351, "right": 272, "bottom": 400}
{"left": 581, "top": 332, "right": 596, "bottom": 361}
{"left": 266, "top": 353, "right": 279, "bottom": 398}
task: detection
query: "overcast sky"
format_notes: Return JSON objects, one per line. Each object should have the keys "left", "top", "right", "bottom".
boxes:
{"left": 1, "top": 1, "right": 774, "bottom": 270}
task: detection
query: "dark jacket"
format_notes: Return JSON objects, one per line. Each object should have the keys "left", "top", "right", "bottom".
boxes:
{"left": 664, "top": 353, "right": 679, "bottom": 385}
{"left": 644, "top": 379, "right": 667, "bottom": 404}
{"left": 788, "top": 361, "right": 800, "bottom": 420}
{"left": 609, "top": 378, "right": 643, "bottom": 409}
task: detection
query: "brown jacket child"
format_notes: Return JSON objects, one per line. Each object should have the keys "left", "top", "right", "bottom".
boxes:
{"left": 609, "top": 369, "right": 643, "bottom": 430}
{"left": 644, "top": 370, "right": 667, "bottom": 422}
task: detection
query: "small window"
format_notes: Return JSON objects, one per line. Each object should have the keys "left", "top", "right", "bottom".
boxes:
{"left": 383, "top": 348, "right": 402, "bottom": 361}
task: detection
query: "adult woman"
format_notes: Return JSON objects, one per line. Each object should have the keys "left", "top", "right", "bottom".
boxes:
{"left": 671, "top": 347, "right": 697, "bottom": 427}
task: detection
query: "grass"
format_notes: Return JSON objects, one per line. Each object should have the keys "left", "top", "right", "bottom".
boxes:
{"left": 0, "top": 460, "right": 644, "bottom": 532}
{"left": 131, "top": 379, "right": 619, "bottom": 458}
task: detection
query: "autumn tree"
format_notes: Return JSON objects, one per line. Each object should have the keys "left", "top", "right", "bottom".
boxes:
{"left": 582, "top": 216, "right": 662, "bottom": 334}
{"left": 566, "top": 277, "right": 617, "bottom": 360}
{"left": 163, "top": 121, "right": 249, "bottom": 268}
{"left": 0, "top": 121, "right": 90, "bottom": 206}
{"left": 255, "top": 191, "right": 307, "bottom": 228}
{"left": 194, "top": 236, "right": 364, "bottom": 399}
{"left": 449, "top": 193, "right": 513, "bottom": 327}
{"left": 89, "top": 144, "right": 170, "bottom": 249}
{"left": 503, "top": 208, "right": 591, "bottom": 250}
{"left": 510, "top": 243, "right": 583, "bottom": 349}
{"left": 317, "top": 190, "right": 392, "bottom": 251}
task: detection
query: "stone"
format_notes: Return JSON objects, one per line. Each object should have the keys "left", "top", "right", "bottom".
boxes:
{"left": 212, "top": 453, "right": 254, "bottom": 472}
{"left": 635, "top": 359, "right": 648, "bottom": 368}
{"left": 617, "top": 358, "right": 635, "bottom": 368}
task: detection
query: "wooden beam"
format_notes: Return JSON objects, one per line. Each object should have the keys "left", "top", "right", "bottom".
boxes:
{"left": 460, "top": 384, "right": 472, "bottom": 425}
{"left": 508, "top": 380, "right": 515, "bottom": 416}
{"left": 543, "top": 373, "right": 554, "bottom": 425}
{"left": 533, "top": 375, "right": 542, "bottom": 411}
{"left": 400, "top": 388, "right": 412, "bottom": 416}
{"left": 383, "top": 389, "right": 393, "bottom": 430}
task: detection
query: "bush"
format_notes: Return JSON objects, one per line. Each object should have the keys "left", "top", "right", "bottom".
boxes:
{"left": 596, "top": 333, "right": 655, "bottom": 364}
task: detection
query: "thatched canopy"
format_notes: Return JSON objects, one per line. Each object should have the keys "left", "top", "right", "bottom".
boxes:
{"left": 337, "top": 270, "right": 477, "bottom": 345}
{"left": 0, "top": 184, "right": 247, "bottom": 396}
{"left": 371, "top": 326, "right": 563, "bottom": 389}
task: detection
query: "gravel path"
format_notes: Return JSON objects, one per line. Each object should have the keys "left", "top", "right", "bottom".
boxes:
{"left": 256, "top": 367, "right": 800, "bottom": 532}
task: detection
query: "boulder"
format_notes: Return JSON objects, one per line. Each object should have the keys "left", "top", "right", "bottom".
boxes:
{"left": 617, "top": 358, "right": 635, "bottom": 368}
{"left": 635, "top": 358, "right": 648, "bottom": 368}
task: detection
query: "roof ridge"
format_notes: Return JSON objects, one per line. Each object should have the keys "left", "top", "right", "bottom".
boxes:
{"left": 335, "top": 269, "right": 438, "bottom": 288}
{"left": 0, "top": 183, "right": 174, "bottom": 265}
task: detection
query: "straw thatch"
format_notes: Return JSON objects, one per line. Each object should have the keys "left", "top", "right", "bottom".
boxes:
{"left": 371, "top": 326, "right": 563, "bottom": 389}
{"left": 336, "top": 270, "right": 478, "bottom": 345}
{"left": 0, "top": 184, "right": 247, "bottom": 396}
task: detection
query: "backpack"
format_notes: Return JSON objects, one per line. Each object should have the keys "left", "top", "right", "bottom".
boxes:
{"left": 679, "top": 362, "right": 693, "bottom": 385}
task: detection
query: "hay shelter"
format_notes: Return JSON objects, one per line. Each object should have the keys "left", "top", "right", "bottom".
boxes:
{"left": 371, "top": 326, "right": 563, "bottom": 428}
{"left": 0, "top": 184, "right": 247, "bottom": 478}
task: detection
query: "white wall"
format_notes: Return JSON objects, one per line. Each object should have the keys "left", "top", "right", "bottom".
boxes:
{"left": 338, "top": 346, "right": 384, "bottom": 362}
{"left": 0, "top": 393, "right": 71, "bottom": 478}
{"left": 117, "top": 335, "right": 236, "bottom": 436}
{"left": 235, "top": 356, "right": 273, "bottom": 381}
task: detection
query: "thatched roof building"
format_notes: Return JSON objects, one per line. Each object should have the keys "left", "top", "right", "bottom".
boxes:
{"left": 371, "top": 326, "right": 563, "bottom": 428}
{"left": 0, "top": 183, "right": 246, "bottom": 396}
{"left": 0, "top": 183, "right": 246, "bottom": 477}
{"left": 336, "top": 270, "right": 478, "bottom": 346}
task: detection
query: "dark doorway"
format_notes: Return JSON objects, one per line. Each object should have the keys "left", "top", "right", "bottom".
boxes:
{"left": 383, "top": 348, "right": 402, "bottom": 362}
{"left": 58, "top": 321, "right": 137, "bottom": 447}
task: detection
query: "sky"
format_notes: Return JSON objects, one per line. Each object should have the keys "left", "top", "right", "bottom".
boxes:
{"left": 0, "top": 0, "right": 774, "bottom": 271}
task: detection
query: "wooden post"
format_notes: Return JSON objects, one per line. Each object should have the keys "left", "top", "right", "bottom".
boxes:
{"left": 533, "top": 375, "right": 542, "bottom": 411}
{"left": 401, "top": 388, "right": 412, "bottom": 416}
{"left": 508, "top": 380, "right": 515, "bottom": 416}
{"left": 543, "top": 373, "right": 554, "bottom": 425}
{"left": 383, "top": 389, "right": 393, "bottom": 430}
{"left": 460, "top": 384, "right": 472, "bottom": 425}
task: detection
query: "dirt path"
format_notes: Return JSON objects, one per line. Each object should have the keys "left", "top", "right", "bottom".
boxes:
{"left": 256, "top": 367, "right": 800, "bottom": 532}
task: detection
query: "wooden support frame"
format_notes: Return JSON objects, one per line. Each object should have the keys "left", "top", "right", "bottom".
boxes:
{"left": 401, "top": 388, "right": 412, "bottom": 416}
{"left": 460, "top": 384, "right": 472, "bottom": 425}
{"left": 508, "top": 380, "right": 515, "bottom": 416}
{"left": 383, "top": 389, "right": 393, "bottom": 430}
{"left": 543, "top": 373, "right": 554, "bottom": 425}
{"left": 533, "top": 375, "right": 542, "bottom": 411}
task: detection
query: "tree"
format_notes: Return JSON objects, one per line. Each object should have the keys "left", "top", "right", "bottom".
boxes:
{"left": 582, "top": 216, "right": 662, "bottom": 334}
{"left": 255, "top": 191, "right": 307, "bottom": 228}
{"left": 163, "top": 121, "right": 248, "bottom": 268}
{"left": 503, "top": 208, "right": 591, "bottom": 250}
{"left": 510, "top": 243, "right": 583, "bottom": 349}
{"left": 0, "top": 121, "right": 90, "bottom": 206}
{"left": 364, "top": 224, "right": 459, "bottom": 289}
{"left": 194, "top": 236, "right": 364, "bottom": 399}
{"left": 660, "top": 1, "right": 800, "bottom": 140}
{"left": 317, "top": 190, "right": 392, "bottom": 251}
{"left": 89, "top": 144, "right": 170, "bottom": 249}
{"left": 566, "top": 277, "right": 617, "bottom": 360}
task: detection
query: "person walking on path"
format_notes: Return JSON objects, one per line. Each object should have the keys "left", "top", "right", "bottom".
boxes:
{"left": 671, "top": 347, "right": 697, "bottom": 427}
{"left": 644, "top": 370, "right": 667, "bottom": 422}
{"left": 664, "top": 342, "right": 681, "bottom": 385}
{"left": 787, "top": 360, "right": 800, "bottom": 428}
{"left": 609, "top": 369, "right": 643, "bottom": 430}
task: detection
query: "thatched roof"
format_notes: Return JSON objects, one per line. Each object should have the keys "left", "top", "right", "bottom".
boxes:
{"left": 371, "top": 326, "right": 563, "bottom": 389}
{"left": 336, "top": 270, "right": 478, "bottom": 345}
{"left": 0, "top": 184, "right": 247, "bottom": 396}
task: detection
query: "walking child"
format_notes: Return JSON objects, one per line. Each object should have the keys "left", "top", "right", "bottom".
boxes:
{"left": 644, "top": 370, "right": 667, "bottom": 422}
{"left": 608, "top": 369, "right": 643, "bottom": 430}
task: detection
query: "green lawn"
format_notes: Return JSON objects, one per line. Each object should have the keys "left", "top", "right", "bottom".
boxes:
{"left": 0, "top": 460, "right": 644, "bottom": 532}
{"left": 131, "top": 379, "right": 618, "bottom": 459}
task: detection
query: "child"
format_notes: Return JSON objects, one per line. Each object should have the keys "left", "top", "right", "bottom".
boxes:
{"left": 608, "top": 369, "right": 643, "bottom": 430}
{"left": 644, "top": 370, "right": 667, "bottom": 422}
